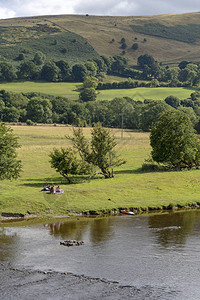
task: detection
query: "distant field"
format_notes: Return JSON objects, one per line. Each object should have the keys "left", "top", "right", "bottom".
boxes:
{"left": 1, "top": 125, "right": 200, "bottom": 216}
{"left": 0, "top": 81, "right": 195, "bottom": 101}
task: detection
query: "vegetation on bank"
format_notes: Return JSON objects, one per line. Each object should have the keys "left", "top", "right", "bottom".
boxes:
{"left": 1, "top": 125, "right": 200, "bottom": 217}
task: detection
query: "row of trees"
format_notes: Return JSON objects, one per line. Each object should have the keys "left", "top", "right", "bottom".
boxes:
{"left": 0, "top": 55, "right": 130, "bottom": 83}
{"left": 137, "top": 54, "right": 200, "bottom": 86}
{"left": 1, "top": 90, "right": 200, "bottom": 133}
{"left": 1, "top": 51, "right": 200, "bottom": 87}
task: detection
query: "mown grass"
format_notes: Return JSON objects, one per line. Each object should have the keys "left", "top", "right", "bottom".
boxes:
{"left": 0, "top": 81, "right": 195, "bottom": 101}
{"left": 1, "top": 124, "right": 200, "bottom": 217}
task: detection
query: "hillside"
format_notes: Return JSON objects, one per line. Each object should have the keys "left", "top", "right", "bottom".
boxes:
{"left": 0, "top": 12, "right": 200, "bottom": 66}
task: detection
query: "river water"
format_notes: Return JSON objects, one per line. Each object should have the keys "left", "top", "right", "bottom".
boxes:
{"left": 1, "top": 210, "right": 200, "bottom": 299}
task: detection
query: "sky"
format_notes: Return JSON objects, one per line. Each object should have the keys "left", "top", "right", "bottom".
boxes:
{"left": 0, "top": 0, "right": 199, "bottom": 19}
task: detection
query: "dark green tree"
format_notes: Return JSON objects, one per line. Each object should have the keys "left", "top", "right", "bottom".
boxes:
{"left": 72, "top": 64, "right": 87, "bottom": 82}
{"left": 55, "top": 60, "right": 72, "bottom": 82}
{"left": 0, "top": 62, "right": 17, "bottom": 81}
{"left": 2, "top": 107, "right": 20, "bottom": 122}
{"left": 79, "top": 87, "right": 97, "bottom": 102}
{"left": 0, "top": 123, "right": 22, "bottom": 180}
{"left": 41, "top": 61, "right": 60, "bottom": 82}
{"left": 18, "top": 61, "right": 40, "bottom": 80}
{"left": 33, "top": 51, "right": 46, "bottom": 65}
{"left": 132, "top": 43, "right": 139, "bottom": 50}
{"left": 26, "top": 98, "right": 52, "bottom": 123}
{"left": 150, "top": 110, "right": 200, "bottom": 169}
{"left": 164, "top": 95, "right": 180, "bottom": 108}
{"left": 137, "top": 54, "right": 155, "bottom": 68}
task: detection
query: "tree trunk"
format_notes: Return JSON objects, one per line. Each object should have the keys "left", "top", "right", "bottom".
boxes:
{"left": 60, "top": 172, "right": 72, "bottom": 184}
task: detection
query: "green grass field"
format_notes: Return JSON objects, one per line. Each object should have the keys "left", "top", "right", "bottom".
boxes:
{"left": 0, "top": 124, "right": 200, "bottom": 218}
{"left": 0, "top": 81, "right": 195, "bottom": 101}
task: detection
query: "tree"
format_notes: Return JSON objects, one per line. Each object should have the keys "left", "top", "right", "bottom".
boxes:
{"left": 72, "top": 64, "right": 87, "bottom": 82}
{"left": 55, "top": 60, "right": 72, "bottom": 82}
{"left": 132, "top": 43, "right": 139, "bottom": 50}
{"left": 18, "top": 61, "right": 40, "bottom": 80}
{"left": 137, "top": 54, "right": 155, "bottom": 68}
{"left": 150, "top": 110, "right": 200, "bottom": 169}
{"left": 0, "top": 62, "right": 17, "bottom": 81}
{"left": 41, "top": 61, "right": 60, "bottom": 82}
{"left": 82, "top": 76, "right": 98, "bottom": 89}
{"left": 68, "top": 123, "right": 125, "bottom": 178}
{"left": 33, "top": 51, "right": 46, "bottom": 65}
{"left": 0, "top": 123, "right": 22, "bottom": 180}
{"left": 79, "top": 87, "right": 97, "bottom": 102}
{"left": 49, "top": 148, "right": 89, "bottom": 183}
{"left": 164, "top": 95, "right": 180, "bottom": 108}
{"left": 26, "top": 98, "right": 52, "bottom": 123}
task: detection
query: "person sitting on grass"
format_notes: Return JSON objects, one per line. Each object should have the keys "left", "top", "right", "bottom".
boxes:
{"left": 55, "top": 185, "right": 61, "bottom": 193}
{"left": 50, "top": 185, "right": 55, "bottom": 194}
{"left": 41, "top": 184, "right": 50, "bottom": 191}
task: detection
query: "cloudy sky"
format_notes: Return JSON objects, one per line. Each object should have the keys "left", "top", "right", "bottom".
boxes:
{"left": 0, "top": 0, "right": 199, "bottom": 19}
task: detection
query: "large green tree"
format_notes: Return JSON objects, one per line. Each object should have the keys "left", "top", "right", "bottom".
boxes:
{"left": 150, "top": 110, "right": 200, "bottom": 169}
{"left": 68, "top": 123, "right": 125, "bottom": 178}
{"left": 0, "top": 123, "right": 22, "bottom": 180}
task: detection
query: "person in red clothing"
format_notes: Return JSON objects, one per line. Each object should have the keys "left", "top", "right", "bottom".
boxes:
{"left": 50, "top": 185, "right": 55, "bottom": 194}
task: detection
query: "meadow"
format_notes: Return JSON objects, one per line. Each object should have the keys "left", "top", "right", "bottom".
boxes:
{"left": 1, "top": 124, "right": 200, "bottom": 217}
{"left": 0, "top": 81, "right": 195, "bottom": 101}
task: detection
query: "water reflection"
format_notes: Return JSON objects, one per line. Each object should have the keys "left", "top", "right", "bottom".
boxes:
{"left": 47, "top": 216, "right": 114, "bottom": 243}
{"left": 0, "top": 227, "right": 19, "bottom": 262}
{"left": 148, "top": 211, "right": 196, "bottom": 248}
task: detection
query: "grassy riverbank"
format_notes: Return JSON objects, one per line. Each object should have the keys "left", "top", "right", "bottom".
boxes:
{"left": 1, "top": 124, "right": 200, "bottom": 217}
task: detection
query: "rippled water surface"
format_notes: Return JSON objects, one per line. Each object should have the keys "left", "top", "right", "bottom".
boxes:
{"left": 1, "top": 210, "right": 200, "bottom": 299}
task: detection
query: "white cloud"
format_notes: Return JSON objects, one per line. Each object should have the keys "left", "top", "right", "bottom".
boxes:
{"left": 0, "top": 0, "right": 199, "bottom": 19}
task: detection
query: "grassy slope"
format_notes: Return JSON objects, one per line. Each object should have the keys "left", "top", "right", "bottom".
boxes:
{"left": 0, "top": 12, "right": 200, "bottom": 65}
{"left": 0, "top": 125, "right": 200, "bottom": 216}
{"left": 0, "top": 81, "right": 195, "bottom": 101}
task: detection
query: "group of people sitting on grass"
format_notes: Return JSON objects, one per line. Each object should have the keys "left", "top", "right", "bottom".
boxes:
{"left": 42, "top": 184, "right": 64, "bottom": 194}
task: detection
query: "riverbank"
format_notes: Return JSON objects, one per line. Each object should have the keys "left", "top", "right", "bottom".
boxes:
{"left": 1, "top": 125, "right": 200, "bottom": 219}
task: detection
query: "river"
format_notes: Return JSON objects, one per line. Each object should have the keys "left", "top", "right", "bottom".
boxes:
{"left": 1, "top": 210, "right": 200, "bottom": 299}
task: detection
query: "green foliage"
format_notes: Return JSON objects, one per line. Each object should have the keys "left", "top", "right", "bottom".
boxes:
{"left": 150, "top": 110, "right": 200, "bottom": 169}
{"left": 55, "top": 60, "right": 72, "bottom": 82}
{"left": 131, "top": 23, "right": 200, "bottom": 43}
{"left": 79, "top": 87, "right": 97, "bottom": 102}
{"left": 83, "top": 76, "right": 98, "bottom": 89}
{"left": 41, "top": 61, "right": 60, "bottom": 82}
{"left": 68, "top": 123, "right": 126, "bottom": 178}
{"left": 49, "top": 147, "right": 89, "bottom": 183}
{"left": 0, "top": 122, "right": 22, "bottom": 180}
{"left": 164, "top": 95, "right": 180, "bottom": 108}
{"left": 18, "top": 61, "right": 40, "bottom": 80}
{"left": 137, "top": 54, "right": 155, "bottom": 68}
{"left": 33, "top": 51, "right": 46, "bottom": 65}
{"left": 26, "top": 98, "right": 53, "bottom": 123}
{"left": 72, "top": 64, "right": 88, "bottom": 82}
{"left": 0, "top": 62, "right": 17, "bottom": 81}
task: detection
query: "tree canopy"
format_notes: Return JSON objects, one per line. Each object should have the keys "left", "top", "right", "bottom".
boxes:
{"left": 0, "top": 123, "right": 22, "bottom": 180}
{"left": 68, "top": 123, "right": 125, "bottom": 178}
{"left": 150, "top": 110, "right": 200, "bottom": 169}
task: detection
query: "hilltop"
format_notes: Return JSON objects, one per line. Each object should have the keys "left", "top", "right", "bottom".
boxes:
{"left": 0, "top": 12, "right": 200, "bottom": 66}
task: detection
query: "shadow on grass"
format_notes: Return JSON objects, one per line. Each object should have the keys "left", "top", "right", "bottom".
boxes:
{"left": 115, "top": 167, "right": 173, "bottom": 175}
{"left": 20, "top": 175, "right": 104, "bottom": 188}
